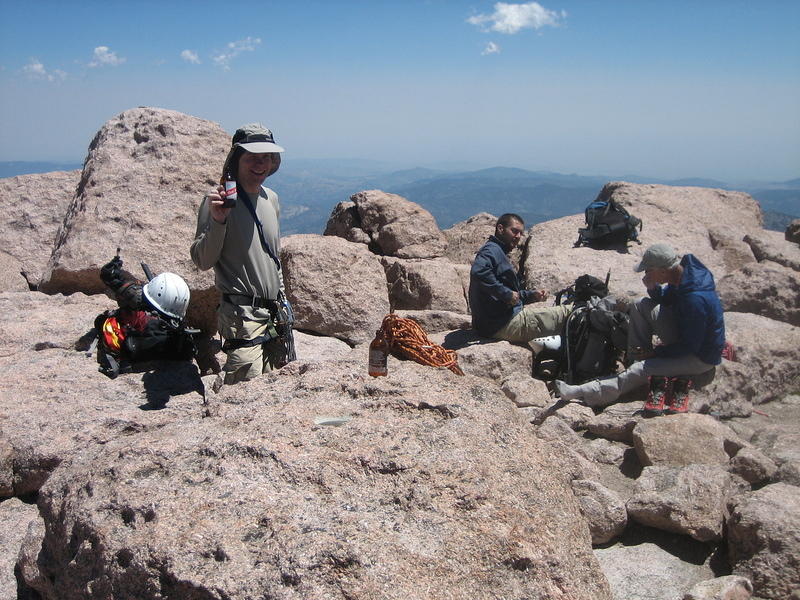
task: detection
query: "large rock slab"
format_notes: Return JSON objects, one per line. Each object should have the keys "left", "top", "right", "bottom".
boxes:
{"left": 595, "top": 526, "right": 717, "bottom": 600}
{"left": 727, "top": 483, "right": 800, "bottom": 600}
{"left": 722, "top": 312, "right": 800, "bottom": 405}
{"left": 281, "top": 234, "right": 390, "bottom": 345}
{"left": 383, "top": 257, "right": 468, "bottom": 312}
{"left": 0, "top": 170, "right": 80, "bottom": 288}
{"left": 21, "top": 360, "right": 612, "bottom": 600}
{"left": 717, "top": 262, "right": 800, "bottom": 326}
{"left": 522, "top": 182, "right": 762, "bottom": 300}
{"left": 0, "top": 291, "right": 108, "bottom": 354}
{"left": 626, "top": 464, "right": 748, "bottom": 542}
{"left": 691, "top": 309, "right": 800, "bottom": 417}
{"left": 744, "top": 230, "right": 800, "bottom": 271}
{"left": 326, "top": 190, "right": 448, "bottom": 258}
{"left": 432, "top": 329, "right": 533, "bottom": 383}
{"left": 37, "top": 107, "right": 231, "bottom": 332}
{"left": 293, "top": 330, "right": 353, "bottom": 364}
{"left": 0, "top": 292, "right": 206, "bottom": 498}
{"left": 632, "top": 414, "right": 743, "bottom": 468}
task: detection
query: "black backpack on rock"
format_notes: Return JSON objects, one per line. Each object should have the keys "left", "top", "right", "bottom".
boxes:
{"left": 532, "top": 275, "right": 629, "bottom": 385}
{"left": 94, "top": 309, "right": 197, "bottom": 379}
{"left": 554, "top": 273, "right": 610, "bottom": 305}
{"left": 575, "top": 198, "right": 642, "bottom": 248}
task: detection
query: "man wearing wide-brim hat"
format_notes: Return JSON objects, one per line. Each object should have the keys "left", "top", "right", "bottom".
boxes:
{"left": 553, "top": 243, "right": 726, "bottom": 415}
{"left": 191, "top": 123, "right": 293, "bottom": 384}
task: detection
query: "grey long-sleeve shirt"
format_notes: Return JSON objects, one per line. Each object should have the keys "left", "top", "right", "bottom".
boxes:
{"left": 190, "top": 186, "right": 283, "bottom": 300}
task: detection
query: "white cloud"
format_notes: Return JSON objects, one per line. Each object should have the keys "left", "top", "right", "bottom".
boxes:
{"left": 212, "top": 36, "right": 261, "bottom": 70}
{"left": 482, "top": 42, "right": 501, "bottom": 55}
{"left": 468, "top": 2, "right": 565, "bottom": 34}
{"left": 23, "top": 58, "right": 67, "bottom": 82}
{"left": 88, "top": 46, "right": 125, "bottom": 68}
{"left": 180, "top": 49, "right": 201, "bottom": 64}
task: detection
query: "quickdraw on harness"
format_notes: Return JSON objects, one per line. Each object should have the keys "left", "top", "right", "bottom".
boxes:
{"left": 377, "top": 313, "right": 464, "bottom": 375}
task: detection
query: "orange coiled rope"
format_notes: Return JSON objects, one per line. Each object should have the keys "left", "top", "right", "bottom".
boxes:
{"left": 379, "top": 313, "right": 464, "bottom": 376}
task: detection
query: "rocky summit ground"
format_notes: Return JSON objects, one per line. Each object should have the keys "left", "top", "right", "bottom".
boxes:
{"left": 1, "top": 107, "right": 799, "bottom": 600}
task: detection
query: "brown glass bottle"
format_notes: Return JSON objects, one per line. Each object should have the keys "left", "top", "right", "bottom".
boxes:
{"left": 368, "top": 330, "right": 388, "bottom": 377}
{"left": 221, "top": 170, "right": 237, "bottom": 208}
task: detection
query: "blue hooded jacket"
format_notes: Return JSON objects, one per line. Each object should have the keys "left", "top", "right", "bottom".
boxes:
{"left": 469, "top": 236, "right": 536, "bottom": 336}
{"left": 649, "top": 254, "right": 725, "bottom": 365}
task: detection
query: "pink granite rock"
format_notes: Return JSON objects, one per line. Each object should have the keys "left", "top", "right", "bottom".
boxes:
{"left": 38, "top": 107, "right": 231, "bottom": 333}
{"left": 281, "top": 234, "right": 390, "bottom": 344}
{"left": 327, "top": 190, "right": 448, "bottom": 258}
{"left": 0, "top": 170, "right": 80, "bottom": 288}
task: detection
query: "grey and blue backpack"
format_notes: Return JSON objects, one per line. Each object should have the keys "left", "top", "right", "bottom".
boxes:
{"left": 575, "top": 198, "right": 642, "bottom": 247}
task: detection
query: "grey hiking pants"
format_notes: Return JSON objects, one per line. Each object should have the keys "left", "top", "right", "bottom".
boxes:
{"left": 563, "top": 296, "right": 715, "bottom": 407}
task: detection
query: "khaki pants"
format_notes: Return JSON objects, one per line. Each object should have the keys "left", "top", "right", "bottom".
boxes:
{"left": 494, "top": 304, "right": 571, "bottom": 343}
{"left": 217, "top": 301, "right": 280, "bottom": 384}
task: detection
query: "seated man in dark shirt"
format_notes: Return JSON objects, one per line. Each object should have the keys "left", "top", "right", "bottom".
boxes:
{"left": 469, "top": 213, "right": 570, "bottom": 342}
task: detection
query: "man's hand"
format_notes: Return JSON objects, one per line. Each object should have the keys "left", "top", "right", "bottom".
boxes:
{"left": 533, "top": 289, "right": 549, "bottom": 302}
{"left": 641, "top": 272, "right": 658, "bottom": 290}
{"left": 508, "top": 291, "right": 520, "bottom": 306}
{"left": 208, "top": 185, "right": 233, "bottom": 224}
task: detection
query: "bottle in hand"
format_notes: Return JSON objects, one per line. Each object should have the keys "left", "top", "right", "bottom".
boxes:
{"left": 221, "top": 171, "right": 237, "bottom": 208}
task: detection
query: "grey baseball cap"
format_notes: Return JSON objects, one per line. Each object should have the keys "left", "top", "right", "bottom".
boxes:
{"left": 232, "top": 123, "right": 285, "bottom": 153}
{"left": 633, "top": 243, "right": 681, "bottom": 272}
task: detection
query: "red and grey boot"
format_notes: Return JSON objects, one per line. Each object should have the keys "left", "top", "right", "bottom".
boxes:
{"left": 666, "top": 377, "right": 692, "bottom": 414}
{"left": 644, "top": 376, "right": 670, "bottom": 416}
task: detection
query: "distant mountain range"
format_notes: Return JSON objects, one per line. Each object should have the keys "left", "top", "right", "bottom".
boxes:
{"left": 0, "top": 161, "right": 82, "bottom": 178}
{"left": 3, "top": 160, "right": 798, "bottom": 235}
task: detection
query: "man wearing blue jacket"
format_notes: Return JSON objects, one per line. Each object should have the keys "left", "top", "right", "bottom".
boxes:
{"left": 469, "top": 213, "right": 570, "bottom": 341}
{"left": 554, "top": 243, "right": 725, "bottom": 413}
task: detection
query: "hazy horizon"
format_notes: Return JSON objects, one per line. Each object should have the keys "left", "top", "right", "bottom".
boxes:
{"left": 1, "top": 1, "right": 798, "bottom": 182}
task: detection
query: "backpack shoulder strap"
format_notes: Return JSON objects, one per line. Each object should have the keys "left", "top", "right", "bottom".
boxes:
{"left": 240, "top": 191, "right": 282, "bottom": 271}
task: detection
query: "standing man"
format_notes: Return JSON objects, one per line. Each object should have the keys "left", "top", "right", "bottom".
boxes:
{"left": 191, "top": 123, "right": 289, "bottom": 384}
{"left": 554, "top": 243, "right": 725, "bottom": 413}
{"left": 469, "top": 213, "right": 571, "bottom": 342}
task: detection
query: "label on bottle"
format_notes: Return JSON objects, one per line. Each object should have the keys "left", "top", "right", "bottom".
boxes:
{"left": 223, "top": 180, "right": 237, "bottom": 201}
{"left": 368, "top": 348, "right": 388, "bottom": 376}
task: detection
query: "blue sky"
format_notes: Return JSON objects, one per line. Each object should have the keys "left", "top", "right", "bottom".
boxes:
{"left": 1, "top": 0, "right": 798, "bottom": 182}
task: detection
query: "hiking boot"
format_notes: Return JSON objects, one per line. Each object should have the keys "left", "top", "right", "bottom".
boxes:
{"left": 643, "top": 376, "right": 670, "bottom": 416}
{"left": 666, "top": 377, "right": 692, "bottom": 414}
{"left": 721, "top": 341, "right": 737, "bottom": 362}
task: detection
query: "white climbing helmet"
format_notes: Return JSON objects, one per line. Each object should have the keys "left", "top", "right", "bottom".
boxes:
{"left": 143, "top": 272, "right": 190, "bottom": 320}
